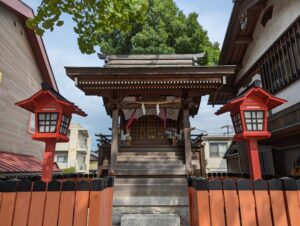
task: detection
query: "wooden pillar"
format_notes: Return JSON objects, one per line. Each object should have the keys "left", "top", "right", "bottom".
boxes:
{"left": 183, "top": 107, "right": 192, "bottom": 174}
{"left": 247, "top": 138, "right": 262, "bottom": 180}
{"left": 109, "top": 108, "right": 119, "bottom": 175}
{"left": 200, "top": 147, "right": 207, "bottom": 177}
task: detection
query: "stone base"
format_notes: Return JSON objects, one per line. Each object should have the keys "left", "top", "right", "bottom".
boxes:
{"left": 113, "top": 206, "right": 189, "bottom": 226}
{"left": 121, "top": 214, "right": 180, "bottom": 226}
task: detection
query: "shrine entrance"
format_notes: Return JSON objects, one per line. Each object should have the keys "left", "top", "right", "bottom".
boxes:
{"left": 131, "top": 115, "right": 165, "bottom": 140}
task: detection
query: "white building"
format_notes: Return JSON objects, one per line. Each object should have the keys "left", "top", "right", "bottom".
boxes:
{"left": 55, "top": 124, "right": 91, "bottom": 172}
{"left": 202, "top": 134, "right": 233, "bottom": 173}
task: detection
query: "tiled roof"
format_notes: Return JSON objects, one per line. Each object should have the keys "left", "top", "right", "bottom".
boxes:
{"left": 0, "top": 151, "right": 60, "bottom": 173}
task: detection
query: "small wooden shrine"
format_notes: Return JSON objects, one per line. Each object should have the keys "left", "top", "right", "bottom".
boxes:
{"left": 66, "top": 54, "right": 236, "bottom": 177}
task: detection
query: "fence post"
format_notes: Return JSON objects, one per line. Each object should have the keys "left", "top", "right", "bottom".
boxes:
{"left": 27, "top": 180, "right": 47, "bottom": 226}
{"left": 43, "top": 180, "right": 61, "bottom": 226}
{"left": 268, "top": 179, "right": 288, "bottom": 226}
{"left": 12, "top": 180, "right": 32, "bottom": 226}
{"left": 74, "top": 180, "right": 90, "bottom": 226}
{"left": 208, "top": 180, "right": 225, "bottom": 226}
{"left": 58, "top": 180, "right": 76, "bottom": 226}
{"left": 282, "top": 178, "right": 300, "bottom": 226}
{"left": 102, "top": 176, "right": 114, "bottom": 226}
{"left": 193, "top": 178, "right": 210, "bottom": 226}
{"left": 253, "top": 179, "right": 272, "bottom": 226}
{"left": 89, "top": 178, "right": 104, "bottom": 226}
{"left": 237, "top": 179, "right": 257, "bottom": 226}
{"left": 223, "top": 179, "right": 240, "bottom": 226}
{"left": 0, "top": 180, "right": 18, "bottom": 226}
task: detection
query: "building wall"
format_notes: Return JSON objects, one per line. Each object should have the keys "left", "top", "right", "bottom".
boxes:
{"left": 55, "top": 124, "right": 91, "bottom": 172}
{"left": 0, "top": 6, "right": 44, "bottom": 159}
{"left": 203, "top": 135, "right": 233, "bottom": 173}
{"left": 272, "top": 147, "right": 300, "bottom": 176}
{"left": 236, "top": 0, "right": 300, "bottom": 84}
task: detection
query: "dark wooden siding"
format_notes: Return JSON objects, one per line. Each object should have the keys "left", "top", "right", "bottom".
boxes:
{"left": 0, "top": 6, "right": 44, "bottom": 159}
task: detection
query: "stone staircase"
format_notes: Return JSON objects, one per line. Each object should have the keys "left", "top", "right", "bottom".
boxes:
{"left": 112, "top": 144, "right": 189, "bottom": 226}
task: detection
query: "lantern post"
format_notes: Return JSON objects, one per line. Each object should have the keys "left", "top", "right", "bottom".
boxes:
{"left": 16, "top": 83, "right": 87, "bottom": 182}
{"left": 216, "top": 82, "right": 286, "bottom": 180}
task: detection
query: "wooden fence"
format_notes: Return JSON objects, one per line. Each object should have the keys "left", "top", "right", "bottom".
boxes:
{"left": 0, "top": 176, "right": 113, "bottom": 226}
{"left": 188, "top": 177, "right": 300, "bottom": 226}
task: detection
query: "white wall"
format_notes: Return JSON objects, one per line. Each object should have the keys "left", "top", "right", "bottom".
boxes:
{"left": 235, "top": 0, "right": 300, "bottom": 113}
{"left": 203, "top": 135, "right": 233, "bottom": 173}
{"left": 271, "top": 79, "right": 300, "bottom": 113}
{"left": 236, "top": 0, "right": 300, "bottom": 83}
{"left": 54, "top": 123, "right": 91, "bottom": 172}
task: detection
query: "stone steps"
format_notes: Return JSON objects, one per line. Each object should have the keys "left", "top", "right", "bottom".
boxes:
{"left": 115, "top": 168, "right": 187, "bottom": 176}
{"left": 113, "top": 144, "right": 189, "bottom": 225}
{"left": 116, "top": 160, "right": 184, "bottom": 165}
{"left": 117, "top": 163, "right": 185, "bottom": 170}
{"left": 120, "top": 214, "right": 180, "bottom": 226}
{"left": 117, "top": 156, "right": 184, "bottom": 161}
{"left": 114, "top": 184, "right": 187, "bottom": 197}
{"left": 115, "top": 177, "right": 187, "bottom": 185}
{"left": 114, "top": 196, "right": 189, "bottom": 206}
{"left": 118, "top": 151, "right": 184, "bottom": 157}
{"left": 120, "top": 146, "right": 183, "bottom": 152}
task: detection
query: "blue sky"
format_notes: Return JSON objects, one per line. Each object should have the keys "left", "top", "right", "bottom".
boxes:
{"left": 22, "top": 0, "right": 233, "bottom": 150}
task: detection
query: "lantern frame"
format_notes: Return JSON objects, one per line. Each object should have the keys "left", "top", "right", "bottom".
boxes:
{"left": 16, "top": 83, "right": 86, "bottom": 142}
{"left": 15, "top": 83, "right": 87, "bottom": 182}
{"left": 216, "top": 84, "right": 286, "bottom": 141}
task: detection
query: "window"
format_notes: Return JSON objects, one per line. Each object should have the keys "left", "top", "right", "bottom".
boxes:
{"left": 60, "top": 115, "right": 70, "bottom": 135}
{"left": 210, "top": 143, "right": 228, "bottom": 158}
{"left": 232, "top": 113, "right": 243, "bottom": 133}
{"left": 57, "top": 154, "right": 68, "bottom": 163}
{"left": 28, "top": 113, "right": 35, "bottom": 134}
{"left": 261, "top": 6, "right": 273, "bottom": 27}
{"left": 259, "top": 18, "right": 300, "bottom": 94}
{"left": 244, "top": 111, "right": 264, "bottom": 131}
{"left": 38, "top": 113, "right": 58, "bottom": 133}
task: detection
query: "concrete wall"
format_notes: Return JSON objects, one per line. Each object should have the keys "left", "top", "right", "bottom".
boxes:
{"left": 0, "top": 6, "right": 45, "bottom": 159}
{"left": 202, "top": 135, "right": 233, "bottom": 173}
{"left": 54, "top": 124, "right": 91, "bottom": 172}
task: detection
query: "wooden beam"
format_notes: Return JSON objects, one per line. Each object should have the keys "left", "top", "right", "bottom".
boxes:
{"left": 234, "top": 36, "right": 253, "bottom": 44}
{"left": 65, "top": 65, "right": 237, "bottom": 79}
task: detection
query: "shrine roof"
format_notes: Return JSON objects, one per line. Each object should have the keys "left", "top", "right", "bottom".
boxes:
{"left": 15, "top": 83, "right": 87, "bottom": 116}
{"left": 100, "top": 53, "right": 205, "bottom": 68}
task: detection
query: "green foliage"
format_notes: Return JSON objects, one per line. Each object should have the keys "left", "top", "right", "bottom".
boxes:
{"left": 63, "top": 166, "right": 76, "bottom": 173}
{"left": 26, "top": 0, "right": 148, "bottom": 54}
{"left": 100, "top": 0, "right": 220, "bottom": 65}
{"left": 27, "top": 0, "right": 219, "bottom": 64}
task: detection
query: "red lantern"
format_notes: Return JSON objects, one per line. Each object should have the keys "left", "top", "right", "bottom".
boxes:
{"left": 16, "top": 83, "right": 87, "bottom": 182}
{"left": 216, "top": 83, "right": 286, "bottom": 179}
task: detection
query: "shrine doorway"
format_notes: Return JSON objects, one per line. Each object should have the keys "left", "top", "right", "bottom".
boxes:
{"left": 130, "top": 115, "right": 177, "bottom": 141}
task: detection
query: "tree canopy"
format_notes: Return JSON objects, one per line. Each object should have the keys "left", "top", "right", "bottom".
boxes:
{"left": 27, "top": 0, "right": 220, "bottom": 65}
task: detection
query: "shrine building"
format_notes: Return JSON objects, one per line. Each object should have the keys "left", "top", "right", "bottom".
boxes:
{"left": 66, "top": 54, "right": 236, "bottom": 177}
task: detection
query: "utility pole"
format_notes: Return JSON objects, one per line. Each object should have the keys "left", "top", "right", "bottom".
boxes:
{"left": 221, "top": 124, "right": 232, "bottom": 135}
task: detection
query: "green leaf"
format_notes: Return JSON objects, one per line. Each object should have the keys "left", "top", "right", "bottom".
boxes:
{"left": 56, "top": 20, "right": 64, "bottom": 26}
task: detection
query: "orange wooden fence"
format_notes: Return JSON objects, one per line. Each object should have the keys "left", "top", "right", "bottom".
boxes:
{"left": 188, "top": 177, "right": 300, "bottom": 226}
{"left": 0, "top": 176, "right": 113, "bottom": 226}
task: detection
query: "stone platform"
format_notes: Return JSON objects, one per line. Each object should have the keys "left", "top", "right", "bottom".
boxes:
{"left": 121, "top": 214, "right": 180, "bottom": 226}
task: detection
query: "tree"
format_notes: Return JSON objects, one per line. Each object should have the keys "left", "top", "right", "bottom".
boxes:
{"left": 100, "top": 0, "right": 219, "bottom": 65}
{"left": 27, "top": 0, "right": 148, "bottom": 54}
{"left": 28, "top": 0, "right": 219, "bottom": 64}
